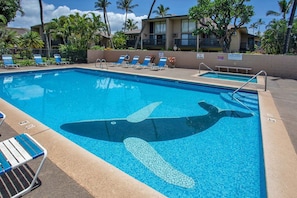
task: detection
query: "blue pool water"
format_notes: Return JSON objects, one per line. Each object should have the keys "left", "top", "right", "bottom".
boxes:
{"left": 0, "top": 68, "right": 266, "bottom": 197}
{"left": 201, "top": 72, "right": 257, "bottom": 83}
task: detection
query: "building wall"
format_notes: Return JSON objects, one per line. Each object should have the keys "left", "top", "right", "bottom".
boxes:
{"left": 88, "top": 50, "right": 297, "bottom": 79}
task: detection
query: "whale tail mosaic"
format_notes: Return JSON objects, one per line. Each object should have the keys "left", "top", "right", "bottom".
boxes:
{"left": 61, "top": 101, "right": 253, "bottom": 188}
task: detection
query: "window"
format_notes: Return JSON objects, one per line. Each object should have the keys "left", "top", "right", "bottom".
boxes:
{"left": 154, "top": 22, "right": 166, "bottom": 34}
{"left": 181, "top": 33, "right": 196, "bottom": 46}
{"left": 182, "top": 19, "right": 196, "bottom": 33}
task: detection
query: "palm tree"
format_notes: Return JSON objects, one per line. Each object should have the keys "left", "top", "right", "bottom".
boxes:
{"left": 134, "top": 0, "right": 156, "bottom": 49}
{"left": 256, "top": 19, "right": 265, "bottom": 33}
{"left": 283, "top": 0, "right": 297, "bottom": 53}
{"left": 124, "top": 19, "right": 138, "bottom": 31}
{"left": 249, "top": 22, "right": 258, "bottom": 34}
{"left": 266, "top": 0, "right": 293, "bottom": 20}
{"left": 116, "top": 0, "right": 139, "bottom": 32}
{"left": 95, "top": 0, "right": 114, "bottom": 48}
{"left": 38, "top": 0, "right": 50, "bottom": 58}
{"left": 153, "top": 4, "right": 170, "bottom": 17}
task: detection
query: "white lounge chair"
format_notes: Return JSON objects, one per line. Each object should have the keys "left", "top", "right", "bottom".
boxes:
{"left": 0, "top": 133, "right": 47, "bottom": 197}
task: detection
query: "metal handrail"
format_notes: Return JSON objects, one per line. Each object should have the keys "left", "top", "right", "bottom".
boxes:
{"left": 232, "top": 70, "right": 267, "bottom": 98}
{"left": 95, "top": 58, "right": 107, "bottom": 69}
{"left": 198, "top": 62, "right": 215, "bottom": 73}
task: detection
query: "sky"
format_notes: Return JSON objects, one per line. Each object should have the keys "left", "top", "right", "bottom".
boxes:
{"left": 8, "top": 0, "right": 287, "bottom": 34}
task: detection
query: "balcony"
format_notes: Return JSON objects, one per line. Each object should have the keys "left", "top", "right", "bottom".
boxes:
{"left": 142, "top": 39, "right": 166, "bottom": 50}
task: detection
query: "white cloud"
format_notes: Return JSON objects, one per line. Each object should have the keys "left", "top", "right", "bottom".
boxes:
{"left": 8, "top": 0, "right": 146, "bottom": 33}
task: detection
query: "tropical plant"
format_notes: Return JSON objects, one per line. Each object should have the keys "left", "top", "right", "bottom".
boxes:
{"left": 153, "top": 4, "right": 170, "bottom": 17}
{"left": 0, "top": 28, "right": 18, "bottom": 54}
{"left": 262, "top": 19, "right": 287, "bottom": 54}
{"left": 189, "top": 0, "right": 254, "bottom": 52}
{"left": 112, "top": 31, "right": 128, "bottom": 48}
{"left": 266, "top": 0, "right": 293, "bottom": 21}
{"left": 95, "top": 0, "right": 114, "bottom": 48}
{"left": 124, "top": 18, "right": 138, "bottom": 31}
{"left": 116, "top": 0, "right": 139, "bottom": 32}
{"left": 38, "top": 0, "right": 50, "bottom": 58}
{"left": 249, "top": 22, "right": 258, "bottom": 35}
{"left": 18, "top": 31, "right": 44, "bottom": 58}
{"left": 283, "top": 0, "right": 297, "bottom": 53}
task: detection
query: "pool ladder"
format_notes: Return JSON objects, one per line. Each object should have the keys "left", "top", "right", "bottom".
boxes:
{"left": 95, "top": 58, "right": 108, "bottom": 69}
{"left": 198, "top": 62, "right": 217, "bottom": 73}
{"left": 232, "top": 70, "right": 267, "bottom": 112}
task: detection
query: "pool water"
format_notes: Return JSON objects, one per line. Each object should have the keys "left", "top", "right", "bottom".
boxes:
{"left": 201, "top": 72, "right": 257, "bottom": 83}
{"left": 0, "top": 68, "right": 266, "bottom": 197}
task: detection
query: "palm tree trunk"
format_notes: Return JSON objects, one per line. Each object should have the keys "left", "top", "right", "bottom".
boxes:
{"left": 134, "top": 0, "right": 156, "bottom": 49}
{"left": 38, "top": 0, "right": 50, "bottom": 58}
{"left": 283, "top": 0, "right": 297, "bottom": 54}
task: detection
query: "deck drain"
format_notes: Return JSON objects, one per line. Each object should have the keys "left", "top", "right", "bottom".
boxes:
{"left": 268, "top": 117, "right": 276, "bottom": 123}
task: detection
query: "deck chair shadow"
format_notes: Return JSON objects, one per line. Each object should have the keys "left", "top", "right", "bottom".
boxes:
{"left": 2, "top": 54, "right": 19, "bottom": 69}
{"left": 151, "top": 57, "right": 168, "bottom": 71}
{"left": 134, "top": 56, "right": 152, "bottom": 69}
{"left": 122, "top": 55, "right": 139, "bottom": 68}
{"left": 111, "top": 55, "right": 127, "bottom": 66}
{"left": 33, "top": 54, "right": 47, "bottom": 66}
{"left": 0, "top": 133, "right": 47, "bottom": 198}
{"left": 54, "top": 54, "right": 69, "bottom": 65}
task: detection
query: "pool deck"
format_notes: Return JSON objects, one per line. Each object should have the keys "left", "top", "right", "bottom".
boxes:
{"left": 0, "top": 64, "right": 296, "bottom": 198}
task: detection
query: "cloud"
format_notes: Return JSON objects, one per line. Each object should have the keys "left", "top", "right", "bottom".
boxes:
{"left": 8, "top": 0, "right": 146, "bottom": 33}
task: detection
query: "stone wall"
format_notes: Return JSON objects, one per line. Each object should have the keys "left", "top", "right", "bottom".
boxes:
{"left": 87, "top": 50, "right": 297, "bottom": 79}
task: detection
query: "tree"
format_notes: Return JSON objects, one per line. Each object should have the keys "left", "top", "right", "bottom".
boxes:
{"left": 0, "top": 0, "right": 23, "bottom": 25}
{"left": 256, "top": 19, "right": 265, "bottom": 33}
{"left": 266, "top": 0, "right": 293, "bottom": 21}
{"left": 95, "top": 0, "right": 114, "bottom": 48}
{"left": 189, "top": 0, "right": 254, "bottom": 52}
{"left": 283, "top": 0, "right": 297, "bottom": 53}
{"left": 153, "top": 4, "right": 170, "bottom": 17}
{"left": 134, "top": 0, "right": 156, "bottom": 49}
{"left": 112, "top": 31, "right": 128, "bottom": 48}
{"left": 124, "top": 18, "right": 138, "bottom": 31}
{"left": 38, "top": 0, "right": 50, "bottom": 58}
{"left": 262, "top": 19, "right": 287, "bottom": 54}
{"left": 249, "top": 22, "right": 258, "bottom": 35}
{"left": 18, "top": 31, "right": 44, "bottom": 58}
{"left": 116, "top": 0, "right": 138, "bottom": 32}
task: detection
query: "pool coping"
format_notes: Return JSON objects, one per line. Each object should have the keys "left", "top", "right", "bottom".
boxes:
{"left": 1, "top": 65, "right": 297, "bottom": 197}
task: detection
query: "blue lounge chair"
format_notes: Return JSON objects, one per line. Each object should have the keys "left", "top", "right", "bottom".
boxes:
{"left": 111, "top": 55, "right": 127, "bottom": 66}
{"left": 2, "top": 54, "right": 19, "bottom": 68}
{"left": 54, "top": 54, "right": 69, "bottom": 65}
{"left": 134, "top": 56, "right": 152, "bottom": 69}
{"left": 151, "top": 57, "right": 168, "bottom": 70}
{"left": 0, "top": 111, "right": 5, "bottom": 130}
{"left": 33, "top": 54, "right": 47, "bottom": 66}
{"left": 122, "top": 55, "right": 140, "bottom": 68}
{"left": 0, "top": 133, "right": 47, "bottom": 197}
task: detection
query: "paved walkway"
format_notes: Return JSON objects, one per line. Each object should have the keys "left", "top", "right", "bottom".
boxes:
{"left": 0, "top": 64, "right": 296, "bottom": 197}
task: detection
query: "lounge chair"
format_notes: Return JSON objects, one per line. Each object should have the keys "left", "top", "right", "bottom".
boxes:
{"left": 2, "top": 54, "right": 19, "bottom": 68}
{"left": 151, "top": 57, "right": 168, "bottom": 70}
{"left": 122, "top": 55, "right": 139, "bottom": 68}
{"left": 110, "top": 55, "right": 127, "bottom": 66}
{"left": 0, "top": 111, "right": 5, "bottom": 131}
{"left": 54, "top": 54, "right": 69, "bottom": 65}
{"left": 33, "top": 54, "right": 47, "bottom": 66}
{"left": 0, "top": 133, "right": 47, "bottom": 197}
{"left": 134, "top": 56, "right": 152, "bottom": 69}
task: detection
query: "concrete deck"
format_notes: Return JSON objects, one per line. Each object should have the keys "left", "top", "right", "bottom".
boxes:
{"left": 0, "top": 64, "right": 296, "bottom": 197}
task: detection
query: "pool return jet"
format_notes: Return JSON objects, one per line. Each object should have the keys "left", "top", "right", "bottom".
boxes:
{"left": 61, "top": 101, "right": 253, "bottom": 188}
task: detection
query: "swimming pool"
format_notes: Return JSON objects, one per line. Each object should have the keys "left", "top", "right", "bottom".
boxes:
{"left": 201, "top": 72, "right": 257, "bottom": 83}
{"left": 0, "top": 68, "right": 266, "bottom": 197}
